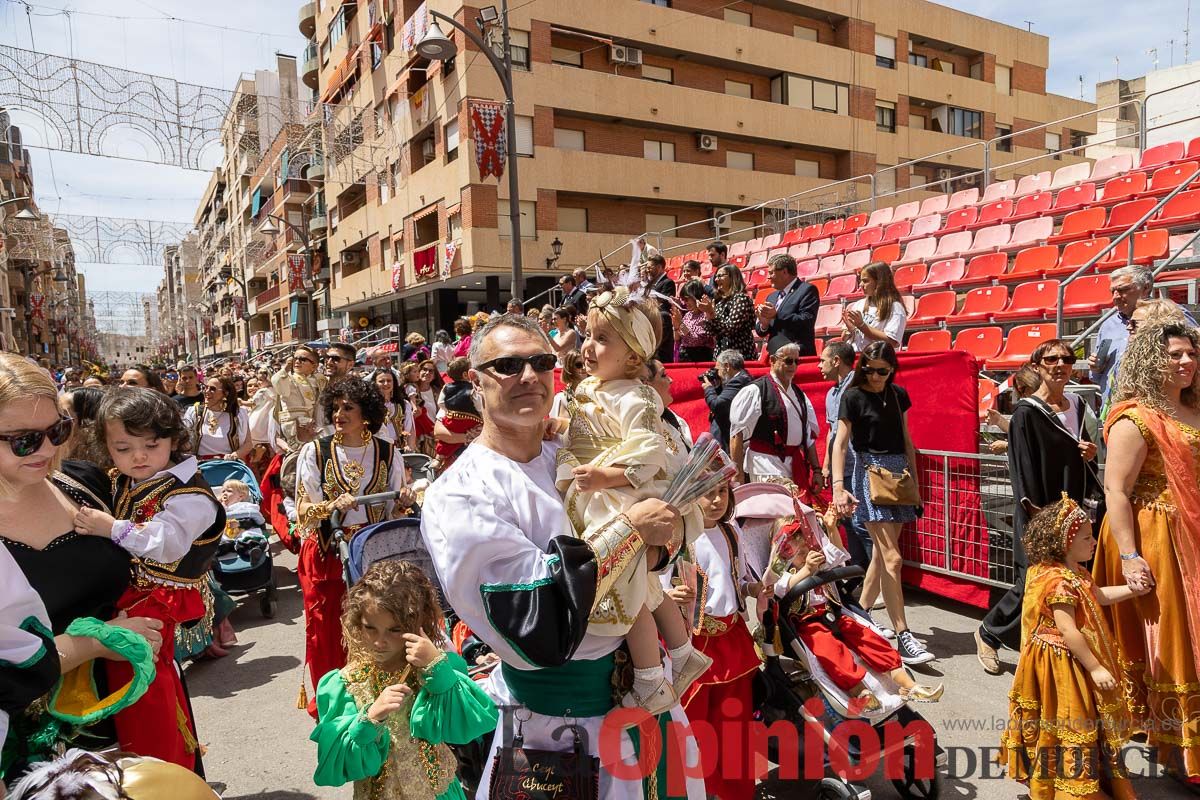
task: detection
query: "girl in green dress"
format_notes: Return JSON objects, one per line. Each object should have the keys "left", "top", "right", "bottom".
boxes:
{"left": 311, "top": 561, "right": 497, "bottom": 800}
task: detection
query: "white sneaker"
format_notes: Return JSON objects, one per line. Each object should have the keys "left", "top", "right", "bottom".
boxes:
{"left": 622, "top": 677, "right": 677, "bottom": 716}
{"left": 671, "top": 649, "right": 713, "bottom": 699}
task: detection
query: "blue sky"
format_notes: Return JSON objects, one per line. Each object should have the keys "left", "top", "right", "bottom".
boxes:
{"left": 2, "top": 0, "right": 1194, "bottom": 296}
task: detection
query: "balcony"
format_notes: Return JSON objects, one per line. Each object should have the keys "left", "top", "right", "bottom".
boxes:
{"left": 253, "top": 282, "right": 283, "bottom": 310}
{"left": 302, "top": 41, "right": 319, "bottom": 90}
{"left": 310, "top": 211, "right": 328, "bottom": 235}
{"left": 298, "top": 2, "right": 316, "bottom": 38}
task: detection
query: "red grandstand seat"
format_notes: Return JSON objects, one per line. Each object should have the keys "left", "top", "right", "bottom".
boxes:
{"left": 1010, "top": 191, "right": 1053, "bottom": 222}
{"left": 986, "top": 324, "right": 1057, "bottom": 370}
{"left": 919, "top": 194, "right": 950, "bottom": 217}
{"left": 954, "top": 327, "right": 1004, "bottom": 361}
{"left": 1184, "top": 137, "right": 1200, "bottom": 161}
{"left": 981, "top": 180, "right": 1016, "bottom": 205}
{"left": 948, "top": 286, "right": 1009, "bottom": 324}
{"left": 916, "top": 258, "right": 966, "bottom": 290}
{"left": 727, "top": 255, "right": 746, "bottom": 271}
{"left": 767, "top": 247, "right": 788, "bottom": 261}
{"left": 881, "top": 220, "right": 913, "bottom": 243}
{"left": 745, "top": 237, "right": 764, "bottom": 253}
{"left": 814, "top": 304, "right": 843, "bottom": 336}
{"left": 808, "top": 277, "right": 829, "bottom": 298}
{"left": 1139, "top": 141, "right": 1185, "bottom": 171}
{"left": 800, "top": 223, "right": 824, "bottom": 242}
{"left": 992, "top": 280, "right": 1060, "bottom": 321}
{"left": 1051, "top": 162, "right": 1093, "bottom": 191}
{"left": 825, "top": 273, "right": 858, "bottom": 300}
{"left": 788, "top": 244, "right": 808, "bottom": 260}
{"left": 965, "top": 223, "right": 1012, "bottom": 255}
{"left": 1002, "top": 216, "right": 1054, "bottom": 252}
{"left": 1098, "top": 173, "right": 1146, "bottom": 206}
{"left": 814, "top": 337, "right": 825, "bottom": 357}
{"left": 973, "top": 199, "right": 1014, "bottom": 228}
{"left": 931, "top": 231, "right": 973, "bottom": 260}
{"left": 895, "top": 236, "right": 937, "bottom": 266}
{"left": 978, "top": 377, "right": 999, "bottom": 420}
{"left": 729, "top": 241, "right": 749, "bottom": 257}
{"left": 948, "top": 188, "right": 981, "bottom": 211}
{"left": 753, "top": 287, "right": 774, "bottom": 305}
{"left": 1010, "top": 244, "right": 1060, "bottom": 279}
{"left": 1100, "top": 229, "right": 1169, "bottom": 268}
{"left": 761, "top": 233, "right": 783, "bottom": 251}
{"left": 821, "top": 218, "right": 845, "bottom": 237}
{"left": 819, "top": 254, "right": 847, "bottom": 276}
{"left": 1143, "top": 162, "right": 1200, "bottom": 197}
{"left": 891, "top": 263, "right": 927, "bottom": 291}
{"left": 871, "top": 243, "right": 901, "bottom": 265}
{"left": 795, "top": 259, "right": 819, "bottom": 279}
{"left": 853, "top": 226, "right": 884, "bottom": 251}
{"left": 746, "top": 250, "right": 770, "bottom": 269}
{"left": 942, "top": 207, "right": 978, "bottom": 233}
{"left": 1098, "top": 198, "right": 1157, "bottom": 236}
{"left": 1014, "top": 171, "right": 1053, "bottom": 197}
{"left": 900, "top": 214, "right": 943, "bottom": 242}
{"left": 844, "top": 249, "right": 871, "bottom": 274}
{"left": 907, "top": 291, "right": 957, "bottom": 328}
{"left": 1089, "top": 153, "right": 1133, "bottom": 183}
{"left": 901, "top": 295, "right": 917, "bottom": 316}
{"left": 891, "top": 201, "right": 921, "bottom": 223}
{"left": 843, "top": 213, "right": 869, "bottom": 232}
{"left": 1062, "top": 275, "right": 1111, "bottom": 316}
{"left": 957, "top": 252, "right": 1008, "bottom": 287}
{"left": 866, "top": 207, "right": 894, "bottom": 228}
{"left": 1048, "top": 207, "right": 1106, "bottom": 245}
{"left": 808, "top": 238, "right": 833, "bottom": 257}
{"left": 1051, "top": 183, "right": 1097, "bottom": 214}
{"left": 747, "top": 267, "right": 770, "bottom": 289}
{"left": 906, "top": 330, "right": 951, "bottom": 353}
{"left": 781, "top": 228, "right": 805, "bottom": 247}
{"left": 702, "top": 260, "right": 720, "bottom": 277}
{"left": 1049, "top": 238, "right": 1111, "bottom": 277}
{"left": 1151, "top": 189, "right": 1200, "bottom": 228}
{"left": 831, "top": 232, "right": 858, "bottom": 254}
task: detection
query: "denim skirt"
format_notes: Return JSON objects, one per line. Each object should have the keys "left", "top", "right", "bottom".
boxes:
{"left": 850, "top": 451, "right": 919, "bottom": 525}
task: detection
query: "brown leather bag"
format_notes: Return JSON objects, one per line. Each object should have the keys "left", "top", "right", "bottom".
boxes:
{"left": 864, "top": 387, "right": 920, "bottom": 506}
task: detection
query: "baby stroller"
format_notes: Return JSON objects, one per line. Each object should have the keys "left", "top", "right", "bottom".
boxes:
{"left": 198, "top": 459, "right": 278, "bottom": 618}
{"left": 735, "top": 482, "right": 944, "bottom": 800}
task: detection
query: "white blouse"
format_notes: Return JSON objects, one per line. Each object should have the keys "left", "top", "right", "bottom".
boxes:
{"left": 107, "top": 458, "right": 221, "bottom": 563}
{"left": 661, "top": 522, "right": 753, "bottom": 619}
{"left": 376, "top": 401, "right": 417, "bottom": 445}
{"left": 296, "top": 438, "right": 408, "bottom": 527}
{"left": 846, "top": 298, "right": 908, "bottom": 352}
{"left": 729, "top": 376, "right": 819, "bottom": 477}
{"left": 182, "top": 404, "right": 251, "bottom": 457}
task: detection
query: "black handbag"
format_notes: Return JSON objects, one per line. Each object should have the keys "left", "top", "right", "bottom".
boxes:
{"left": 489, "top": 723, "right": 599, "bottom": 800}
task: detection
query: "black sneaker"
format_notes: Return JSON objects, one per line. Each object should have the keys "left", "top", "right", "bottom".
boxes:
{"left": 897, "top": 630, "right": 935, "bottom": 665}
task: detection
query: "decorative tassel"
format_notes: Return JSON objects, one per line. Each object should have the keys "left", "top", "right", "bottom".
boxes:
{"left": 177, "top": 702, "right": 199, "bottom": 754}
{"left": 297, "top": 681, "right": 309, "bottom": 710}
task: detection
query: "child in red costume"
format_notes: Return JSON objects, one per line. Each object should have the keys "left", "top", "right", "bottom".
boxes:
{"left": 73, "top": 388, "right": 224, "bottom": 772}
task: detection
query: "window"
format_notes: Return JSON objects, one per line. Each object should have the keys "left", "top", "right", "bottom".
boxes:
{"left": 724, "top": 8, "right": 751, "bottom": 26}
{"left": 554, "top": 128, "right": 585, "bottom": 151}
{"left": 727, "top": 150, "right": 754, "bottom": 170}
{"left": 996, "top": 65, "right": 1011, "bottom": 96}
{"left": 909, "top": 174, "right": 927, "bottom": 189}
{"left": 552, "top": 47, "right": 582, "bottom": 67}
{"left": 372, "top": 41, "right": 383, "bottom": 70}
{"left": 641, "top": 0, "right": 670, "bottom": 5}
{"left": 945, "top": 107, "right": 982, "bottom": 139}
{"left": 1070, "top": 129, "right": 1088, "bottom": 151}
{"left": 910, "top": 114, "right": 926, "bottom": 130}
{"left": 969, "top": 61, "right": 983, "bottom": 80}
{"left": 875, "top": 35, "right": 896, "bottom": 69}
{"left": 448, "top": 212, "right": 462, "bottom": 241}
{"left": 497, "top": 200, "right": 536, "bottom": 238}
{"left": 328, "top": 8, "right": 346, "bottom": 47}
{"left": 380, "top": 172, "right": 391, "bottom": 205}
{"left": 502, "top": 30, "right": 530, "bottom": 70}
{"left": 794, "top": 25, "right": 818, "bottom": 41}
{"left": 876, "top": 101, "right": 896, "bottom": 133}
{"left": 642, "top": 64, "right": 674, "bottom": 84}
{"left": 644, "top": 140, "right": 675, "bottom": 161}
{"left": 996, "top": 124, "right": 1012, "bottom": 152}
{"left": 444, "top": 119, "right": 460, "bottom": 161}
{"left": 771, "top": 74, "right": 849, "bottom": 115}
{"left": 794, "top": 159, "right": 820, "bottom": 178}
{"left": 725, "top": 80, "right": 753, "bottom": 99}
{"left": 559, "top": 207, "right": 588, "bottom": 232}
{"left": 1046, "top": 131, "right": 1061, "bottom": 159}
{"left": 514, "top": 115, "right": 534, "bottom": 156}
{"left": 646, "top": 213, "right": 677, "bottom": 232}
{"left": 812, "top": 80, "right": 838, "bottom": 112}
{"left": 908, "top": 52, "right": 928, "bottom": 68}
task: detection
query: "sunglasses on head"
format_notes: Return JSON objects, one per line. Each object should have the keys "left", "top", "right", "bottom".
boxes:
{"left": 1041, "top": 354, "right": 1078, "bottom": 366}
{"left": 861, "top": 367, "right": 893, "bottom": 377}
{"left": 0, "top": 416, "right": 73, "bottom": 457}
{"left": 476, "top": 353, "right": 558, "bottom": 376}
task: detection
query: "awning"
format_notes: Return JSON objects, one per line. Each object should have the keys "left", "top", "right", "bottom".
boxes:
{"left": 321, "top": 22, "right": 384, "bottom": 103}
{"left": 412, "top": 203, "right": 438, "bottom": 221}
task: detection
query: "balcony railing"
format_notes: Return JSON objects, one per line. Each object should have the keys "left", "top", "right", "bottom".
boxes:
{"left": 254, "top": 283, "right": 282, "bottom": 306}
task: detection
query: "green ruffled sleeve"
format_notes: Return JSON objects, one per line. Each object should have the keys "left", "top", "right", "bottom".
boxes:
{"left": 409, "top": 652, "right": 498, "bottom": 746}
{"left": 310, "top": 670, "right": 391, "bottom": 787}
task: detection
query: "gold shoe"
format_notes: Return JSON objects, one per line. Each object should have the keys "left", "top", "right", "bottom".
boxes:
{"left": 622, "top": 678, "right": 677, "bottom": 716}
{"left": 904, "top": 683, "right": 944, "bottom": 703}
{"left": 975, "top": 628, "right": 1002, "bottom": 675}
{"left": 671, "top": 650, "right": 713, "bottom": 699}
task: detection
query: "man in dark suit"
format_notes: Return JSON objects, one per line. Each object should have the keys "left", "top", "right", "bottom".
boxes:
{"left": 702, "top": 348, "right": 752, "bottom": 449}
{"left": 755, "top": 253, "right": 819, "bottom": 356}
{"left": 559, "top": 274, "right": 588, "bottom": 315}
{"left": 642, "top": 253, "right": 676, "bottom": 363}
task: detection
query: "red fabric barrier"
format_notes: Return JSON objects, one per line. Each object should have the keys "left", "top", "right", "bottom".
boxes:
{"left": 659, "top": 350, "right": 990, "bottom": 608}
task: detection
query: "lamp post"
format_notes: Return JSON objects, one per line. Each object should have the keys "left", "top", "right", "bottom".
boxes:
{"left": 545, "top": 237, "right": 563, "bottom": 270}
{"left": 417, "top": 1, "right": 525, "bottom": 301}
{"left": 219, "top": 265, "right": 253, "bottom": 358}
{"left": 258, "top": 213, "right": 317, "bottom": 342}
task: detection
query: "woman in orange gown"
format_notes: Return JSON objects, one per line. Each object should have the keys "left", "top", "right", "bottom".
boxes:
{"left": 1093, "top": 321, "right": 1200, "bottom": 784}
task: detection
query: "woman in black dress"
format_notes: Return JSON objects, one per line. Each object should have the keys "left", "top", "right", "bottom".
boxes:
{"left": 701, "top": 264, "right": 758, "bottom": 362}
{"left": 0, "top": 355, "right": 163, "bottom": 780}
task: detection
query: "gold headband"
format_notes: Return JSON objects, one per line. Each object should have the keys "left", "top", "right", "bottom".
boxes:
{"left": 591, "top": 287, "right": 658, "bottom": 361}
{"left": 1054, "top": 492, "right": 1089, "bottom": 550}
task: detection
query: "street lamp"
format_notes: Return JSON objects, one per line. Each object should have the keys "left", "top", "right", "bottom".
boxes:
{"left": 545, "top": 237, "right": 563, "bottom": 269}
{"left": 258, "top": 212, "right": 319, "bottom": 340}
{"left": 417, "top": 1, "right": 525, "bottom": 301}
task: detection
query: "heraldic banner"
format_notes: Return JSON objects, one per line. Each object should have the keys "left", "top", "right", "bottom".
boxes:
{"left": 469, "top": 99, "right": 507, "bottom": 180}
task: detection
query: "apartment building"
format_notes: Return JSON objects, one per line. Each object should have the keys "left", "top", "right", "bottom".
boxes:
{"left": 297, "top": 0, "right": 1096, "bottom": 335}
{"left": 154, "top": 234, "right": 202, "bottom": 362}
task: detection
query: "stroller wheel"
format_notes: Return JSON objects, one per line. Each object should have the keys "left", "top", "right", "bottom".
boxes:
{"left": 260, "top": 584, "right": 278, "bottom": 618}
{"left": 890, "top": 742, "right": 940, "bottom": 800}
{"left": 817, "top": 778, "right": 860, "bottom": 800}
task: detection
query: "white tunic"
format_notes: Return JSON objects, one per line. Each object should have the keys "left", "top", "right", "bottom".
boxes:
{"left": 296, "top": 439, "right": 407, "bottom": 527}
{"left": 729, "top": 376, "right": 819, "bottom": 479}
{"left": 845, "top": 298, "right": 908, "bottom": 352}
{"left": 0, "top": 544, "right": 53, "bottom": 753}
{"left": 107, "top": 458, "right": 221, "bottom": 563}
{"left": 182, "top": 404, "right": 251, "bottom": 457}
{"left": 247, "top": 387, "right": 278, "bottom": 446}
{"left": 376, "top": 401, "right": 416, "bottom": 445}
{"left": 421, "top": 441, "right": 704, "bottom": 800}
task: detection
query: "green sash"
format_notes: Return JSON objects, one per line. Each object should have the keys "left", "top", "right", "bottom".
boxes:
{"left": 501, "top": 653, "right": 616, "bottom": 718}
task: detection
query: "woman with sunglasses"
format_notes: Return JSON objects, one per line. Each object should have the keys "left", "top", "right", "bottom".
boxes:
{"left": 700, "top": 264, "right": 758, "bottom": 362}
{"left": 182, "top": 376, "right": 252, "bottom": 462}
{"left": 0, "top": 354, "right": 164, "bottom": 781}
{"left": 271, "top": 347, "right": 328, "bottom": 452}
{"left": 831, "top": 341, "right": 934, "bottom": 666}
{"left": 975, "top": 339, "right": 1100, "bottom": 676}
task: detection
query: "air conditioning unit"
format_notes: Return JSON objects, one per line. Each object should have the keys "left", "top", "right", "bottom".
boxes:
{"left": 697, "top": 133, "right": 719, "bottom": 152}
{"left": 935, "top": 167, "right": 955, "bottom": 184}
{"left": 609, "top": 45, "right": 643, "bottom": 66}
{"left": 342, "top": 251, "right": 362, "bottom": 268}
{"left": 710, "top": 208, "right": 733, "bottom": 233}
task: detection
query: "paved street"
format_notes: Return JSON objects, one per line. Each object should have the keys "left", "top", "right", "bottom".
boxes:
{"left": 189, "top": 547, "right": 1196, "bottom": 800}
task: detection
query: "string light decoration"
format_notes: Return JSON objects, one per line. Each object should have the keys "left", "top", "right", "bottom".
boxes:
{"left": 47, "top": 213, "right": 194, "bottom": 265}
{"left": 88, "top": 291, "right": 156, "bottom": 337}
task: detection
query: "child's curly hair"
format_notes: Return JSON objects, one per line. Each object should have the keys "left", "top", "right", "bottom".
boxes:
{"left": 340, "top": 560, "right": 445, "bottom": 665}
{"left": 93, "top": 387, "right": 190, "bottom": 465}
{"left": 1022, "top": 497, "right": 1075, "bottom": 565}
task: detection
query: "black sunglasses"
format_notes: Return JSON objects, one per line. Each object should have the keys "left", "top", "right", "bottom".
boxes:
{"left": 476, "top": 353, "right": 558, "bottom": 376}
{"left": 1041, "top": 354, "right": 1078, "bottom": 366}
{"left": 326, "top": 354, "right": 348, "bottom": 363}
{"left": 774, "top": 357, "right": 800, "bottom": 366}
{"left": 295, "top": 356, "right": 316, "bottom": 364}
{"left": 0, "top": 416, "right": 74, "bottom": 457}
{"left": 861, "top": 367, "right": 893, "bottom": 377}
